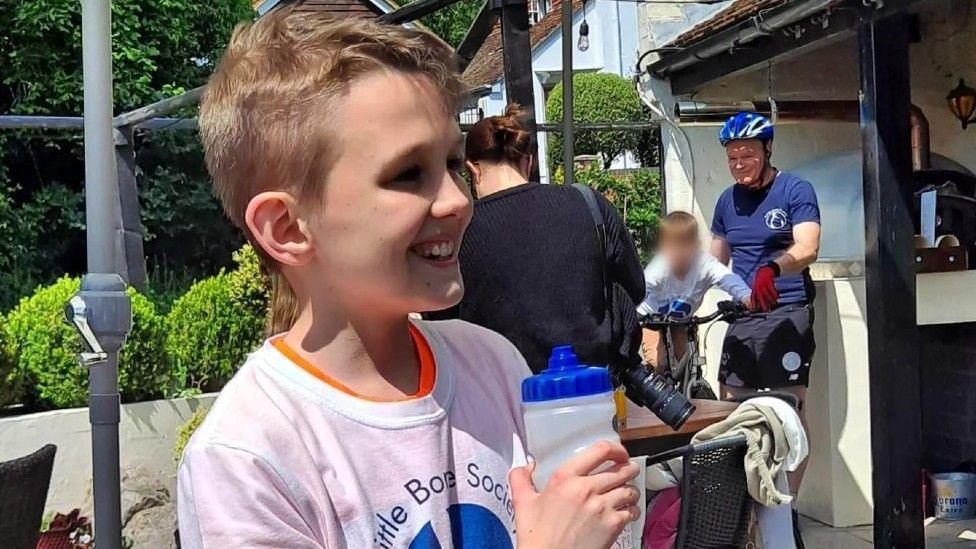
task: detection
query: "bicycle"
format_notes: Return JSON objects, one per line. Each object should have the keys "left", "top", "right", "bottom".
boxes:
{"left": 639, "top": 300, "right": 758, "bottom": 400}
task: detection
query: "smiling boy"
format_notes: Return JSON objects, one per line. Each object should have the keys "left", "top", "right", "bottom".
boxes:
{"left": 176, "top": 9, "right": 638, "bottom": 549}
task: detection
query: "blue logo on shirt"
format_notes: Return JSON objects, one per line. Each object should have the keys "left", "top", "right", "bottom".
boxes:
{"left": 763, "top": 208, "right": 789, "bottom": 231}
{"left": 408, "top": 503, "right": 514, "bottom": 548}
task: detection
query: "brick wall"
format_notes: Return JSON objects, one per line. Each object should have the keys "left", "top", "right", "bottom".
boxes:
{"left": 920, "top": 322, "right": 976, "bottom": 471}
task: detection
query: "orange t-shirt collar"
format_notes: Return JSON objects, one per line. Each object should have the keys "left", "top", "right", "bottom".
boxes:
{"left": 272, "top": 323, "right": 436, "bottom": 402}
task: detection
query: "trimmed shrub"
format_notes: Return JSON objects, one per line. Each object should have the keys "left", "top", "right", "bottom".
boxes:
{"left": 545, "top": 72, "right": 656, "bottom": 169}
{"left": 166, "top": 245, "right": 269, "bottom": 393}
{"left": 5, "top": 277, "right": 169, "bottom": 409}
{"left": 226, "top": 245, "right": 271, "bottom": 319}
{"left": 0, "top": 312, "right": 24, "bottom": 409}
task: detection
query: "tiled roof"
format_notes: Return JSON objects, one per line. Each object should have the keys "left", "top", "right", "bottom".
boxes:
{"left": 669, "top": 0, "right": 785, "bottom": 48}
{"left": 462, "top": 0, "right": 584, "bottom": 88}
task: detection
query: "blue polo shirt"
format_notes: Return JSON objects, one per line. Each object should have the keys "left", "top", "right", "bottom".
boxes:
{"left": 711, "top": 171, "right": 820, "bottom": 304}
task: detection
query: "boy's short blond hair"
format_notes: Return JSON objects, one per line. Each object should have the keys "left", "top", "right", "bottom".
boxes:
{"left": 200, "top": 8, "right": 465, "bottom": 333}
{"left": 659, "top": 211, "right": 699, "bottom": 242}
{"left": 199, "top": 7, "right": 464, "bottom": 242}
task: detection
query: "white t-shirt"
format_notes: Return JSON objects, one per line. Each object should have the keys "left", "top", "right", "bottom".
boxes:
{"left": 177, "top": 319, "right": 530, "bottom": 548}
{"left": 636, "top": 251, "right": 752, "bottom": 316}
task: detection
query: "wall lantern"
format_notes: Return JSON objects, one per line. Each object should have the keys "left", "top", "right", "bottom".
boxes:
{"left": 947, "top": 78, "right": 976, "bottom": 129}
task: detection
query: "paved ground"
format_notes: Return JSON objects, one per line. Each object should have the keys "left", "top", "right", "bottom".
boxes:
{"left": 799, "top": 516, "right": 976, "bottom": 547}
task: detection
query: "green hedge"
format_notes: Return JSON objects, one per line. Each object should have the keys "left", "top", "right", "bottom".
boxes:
{"left": 3, "top": 276, "right": 169, "bottom": 409}
{"left": 166, "top": 246, "right": 269, "bottom": 393}
{"left": 0, "top": 245, "right": 270, "bottom": 411}
{"left": 0, "top": 312, "right": 22, "bottom": 408}
{"left": 555, "top": 165, "right": 662, "bottom": 260}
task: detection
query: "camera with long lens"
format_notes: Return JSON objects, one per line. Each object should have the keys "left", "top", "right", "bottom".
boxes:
{"left": 616, "top": 364, "right": 695, "bottom": 431}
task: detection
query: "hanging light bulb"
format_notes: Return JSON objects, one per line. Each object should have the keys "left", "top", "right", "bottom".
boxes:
{"left": 578, "top": 19, "right": 590, "bottom": 51}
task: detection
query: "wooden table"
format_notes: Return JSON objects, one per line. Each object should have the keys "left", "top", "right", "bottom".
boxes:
{"left": 620, "top": 399, "right": 739, "bottom": 456}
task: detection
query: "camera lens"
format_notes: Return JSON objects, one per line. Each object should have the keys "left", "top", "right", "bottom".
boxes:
{"left": 619, "top": 365, "right": 695, "bottom": 430}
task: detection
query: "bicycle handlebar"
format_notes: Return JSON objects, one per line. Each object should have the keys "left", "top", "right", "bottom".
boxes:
{"left": 639, "top": 301, "right": 757, "bottom": 330}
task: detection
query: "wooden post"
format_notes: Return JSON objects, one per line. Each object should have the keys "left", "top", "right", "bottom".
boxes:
{"left": 495, "top": 0, "right": 539, "bottom": 177}
{"left": 858, "top": 13, "right": 924, "bottom": 548}
{"left": 114, "top": 126, "right": 147, "bottom": 290}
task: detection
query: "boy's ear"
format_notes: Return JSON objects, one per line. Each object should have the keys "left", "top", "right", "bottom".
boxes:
{"left": 245, "top": 191, "right": 314, "bottom": 267}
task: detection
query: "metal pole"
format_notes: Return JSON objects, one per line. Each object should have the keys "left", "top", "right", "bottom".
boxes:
{"left": 80, "top": 0, "right": 129, "bottom": 547}
{"left": 561, "top": 0, "right": 575, "bottom": 186}
{"left": 83, "top": 0, "right": 119, "bottom": 275}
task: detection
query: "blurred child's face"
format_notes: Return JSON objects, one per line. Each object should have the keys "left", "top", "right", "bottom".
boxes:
{"left": 659, "top": 234, "right": 697, "bottom": 275}
{"left": 306, "top": 71, "right": 472, "bottom": 316}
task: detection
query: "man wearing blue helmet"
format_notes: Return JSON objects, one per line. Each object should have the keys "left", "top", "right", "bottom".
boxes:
{"left": 710, "top": 112, "right": 821, "bottom": 513}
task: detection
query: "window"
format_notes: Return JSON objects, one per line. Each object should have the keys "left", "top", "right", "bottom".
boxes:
{"left": 457, "top": 105, "right": 484, "bottom": 126}
{"left": 528, "top": 0, "right": 551, "bottom": 25}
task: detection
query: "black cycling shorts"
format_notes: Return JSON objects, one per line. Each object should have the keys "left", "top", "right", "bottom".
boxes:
{"left": 719, "top": 303, "right": 815, "bottom": 389}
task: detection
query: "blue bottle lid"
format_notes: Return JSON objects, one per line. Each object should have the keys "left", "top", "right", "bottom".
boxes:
{"left": 521, "top": 345, "right": 613, "bottom": 403}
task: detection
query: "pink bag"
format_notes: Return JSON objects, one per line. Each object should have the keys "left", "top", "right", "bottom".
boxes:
{"left": 643, "top": 487, "right": 681, "bottom": 549}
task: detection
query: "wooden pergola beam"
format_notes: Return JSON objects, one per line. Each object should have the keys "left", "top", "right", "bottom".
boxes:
{"left": 496, "top": 0, "right": 538, "bottom": 177}
{"left": 457, "top": 2, "right": 498, "bottom": 69}
{"left": 378, "top": 0, "right": 464, "bottom": 24}
{"left": 858, "top": 11, "right": 924, "bottom": 548}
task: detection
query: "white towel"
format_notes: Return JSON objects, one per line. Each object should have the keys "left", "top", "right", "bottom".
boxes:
{"left": 747, "top": 397, "right": 806, "bottom": 549}
{"left": 747, "top": 396, "right": 808, "bottom": 472}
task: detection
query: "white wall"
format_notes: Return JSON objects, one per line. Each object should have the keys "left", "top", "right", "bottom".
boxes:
{"left": 0, "top": 394, "right": 216, "bottom": 516}
{"left": 637, "top": 0, "right": 976, "bottom": 527}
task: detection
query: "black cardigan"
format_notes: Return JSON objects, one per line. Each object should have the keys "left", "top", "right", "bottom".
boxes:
{"left": 427, "top": 183, "right": 645, "bottom": 374}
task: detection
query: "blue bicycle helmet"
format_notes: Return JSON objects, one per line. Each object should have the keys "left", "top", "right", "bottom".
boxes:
{"left": 719, "top": 112, "right": 774, "bottom": 146}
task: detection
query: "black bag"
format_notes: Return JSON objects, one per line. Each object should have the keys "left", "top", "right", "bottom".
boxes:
{"left": 571, "top": 184, "right": 642, "bottom": 370}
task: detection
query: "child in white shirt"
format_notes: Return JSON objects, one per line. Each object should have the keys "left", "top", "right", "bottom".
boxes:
{"left": 638, "top": 211, "right": 752, "bottom": 371}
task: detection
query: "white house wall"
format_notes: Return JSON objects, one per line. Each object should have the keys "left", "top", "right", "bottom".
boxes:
{"left": 479, "top": 0, "right": 640, "bottom": 182}
{"left": 641, "top": 0, "right": 736, "bottom": 49}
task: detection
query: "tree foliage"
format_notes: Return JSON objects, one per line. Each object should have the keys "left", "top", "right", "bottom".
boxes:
{"left": 0, "top": 0, "right": 252, "bottom": 307}
{"left": 1, "top": 0, "right": 252, "bottom": 115}
{"left": 545, "top": 72, "right": 657, "bottom": 169}
{"left": 417, "top": 0, "right": 482, "bottom": 48}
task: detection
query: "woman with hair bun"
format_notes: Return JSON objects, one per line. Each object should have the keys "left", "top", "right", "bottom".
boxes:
{"left": 428, "top": 104, "right": 645, "bottom": 375}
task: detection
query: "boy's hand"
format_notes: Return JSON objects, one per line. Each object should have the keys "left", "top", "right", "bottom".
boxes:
{"left": 510, "top": 441, "right": 640, "bottom": 549}
{"left": 741, "top": 295, "right": 753, "bottom": 310}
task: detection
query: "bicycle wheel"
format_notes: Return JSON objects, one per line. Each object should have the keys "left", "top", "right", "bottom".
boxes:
{"left": 689, "top": 379, "right": 718, "bottom": 400}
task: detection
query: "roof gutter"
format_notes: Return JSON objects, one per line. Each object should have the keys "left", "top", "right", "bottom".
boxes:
{"left": 648, "top": 0, "right": 835, "bottom": 78}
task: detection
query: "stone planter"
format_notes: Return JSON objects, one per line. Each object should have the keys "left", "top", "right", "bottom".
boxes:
{"left": 0, "top": 393, "right": 216, "bottom": 519}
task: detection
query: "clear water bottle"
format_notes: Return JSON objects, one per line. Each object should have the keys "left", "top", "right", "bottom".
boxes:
{"left": 521, "top": 345, "right": 620, "bottom": 491}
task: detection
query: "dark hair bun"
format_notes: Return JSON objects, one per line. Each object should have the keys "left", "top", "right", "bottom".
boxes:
{"left": 465, "top": 103, "right": 532, "bottom": 165}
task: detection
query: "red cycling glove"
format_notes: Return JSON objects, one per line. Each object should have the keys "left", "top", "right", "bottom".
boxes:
{"left": 751, "top": 263, "right": 780, "bottom": 312}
